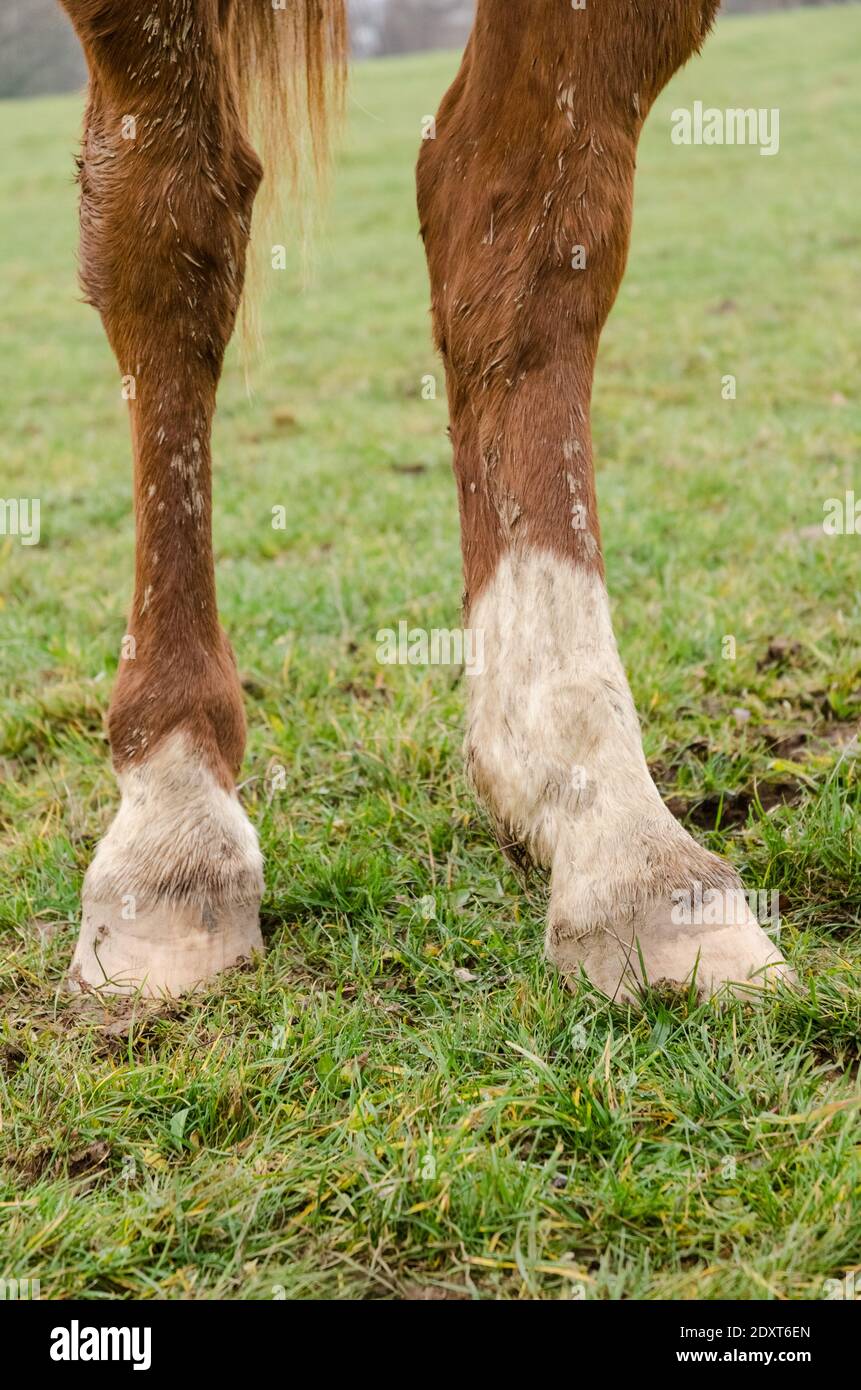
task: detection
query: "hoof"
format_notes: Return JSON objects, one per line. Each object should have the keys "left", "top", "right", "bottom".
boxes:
{"left": 69, "top": 891, "right": 264, "bottom": 997}
{"left": 550, "top": 890, "right": 794, "bottom": 1005}
{"left": 70, "top": 731, "right": 265, "bottom": 997}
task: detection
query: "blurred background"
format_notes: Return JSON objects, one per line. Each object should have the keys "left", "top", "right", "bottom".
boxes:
{"left": 1, "top": 0, "right": 856, "bottom": 99}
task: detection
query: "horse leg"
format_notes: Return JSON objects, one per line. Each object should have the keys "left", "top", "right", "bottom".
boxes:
{"left": 60, "top": 0, "right": 264, "bottom": 994}
{"left": 418, "top": 0, "right": 792, "bottom": 1002}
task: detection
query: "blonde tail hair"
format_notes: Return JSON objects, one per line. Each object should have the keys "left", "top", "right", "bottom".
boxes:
{"left": 225, "top": 0, "right": 348, "bottom": 356}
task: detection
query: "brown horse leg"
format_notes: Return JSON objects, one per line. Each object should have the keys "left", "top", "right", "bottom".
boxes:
{"left": 60, "top": 1, "right": 264, "bottom": 994}
{"left": 418, "top": 1, "right": 792, "bottom": 1002}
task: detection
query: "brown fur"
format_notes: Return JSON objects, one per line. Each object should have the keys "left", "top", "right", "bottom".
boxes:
{"left": 59, "top": 0, "right": 346, "bottom": 789}
{"left": 417, "top": 0, "right": 721, "bottom": 613}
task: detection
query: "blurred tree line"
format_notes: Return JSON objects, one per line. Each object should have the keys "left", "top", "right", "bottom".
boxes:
{"left": 352, "top": 0, "right": 854, "bottom": 56}
{"left": 0, "top": 0, "right": 853, "bottom": 98}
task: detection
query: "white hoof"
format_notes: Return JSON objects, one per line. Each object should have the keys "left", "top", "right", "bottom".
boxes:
{"left": 70, "top": 893, "right": 263, "bottom": 997}
{"left": 550, "top": 890, "right": 794, "bottom": 1005}
{"left": 70, "top": 731, "right": 264, "bottom": 997}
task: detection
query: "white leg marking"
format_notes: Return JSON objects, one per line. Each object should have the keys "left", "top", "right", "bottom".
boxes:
{"left": 85, "top": 731, "right": 263, "bottom": 906}
{"left": 467, "top": 550, "right": 793, "bottom": 1001}
{"left": 71, "top": 731, "right": 264, "bottom": 996}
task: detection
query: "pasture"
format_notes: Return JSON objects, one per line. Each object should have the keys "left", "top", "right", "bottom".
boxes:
{"left": 1, "top": 6, "right": 860, "bottom": 1299}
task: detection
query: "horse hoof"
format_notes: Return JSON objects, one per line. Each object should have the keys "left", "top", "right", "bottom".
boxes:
{"left": 69, "top": 892, "right": 264, "bottom": 997}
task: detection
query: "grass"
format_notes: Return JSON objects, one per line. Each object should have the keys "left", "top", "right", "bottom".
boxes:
{"left": 1, "top": 6, "right": 860, "bottom": 1301}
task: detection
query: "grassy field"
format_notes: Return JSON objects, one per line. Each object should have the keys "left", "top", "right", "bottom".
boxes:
{"left": 1, "top": 7, "right": 860, "bottom": 1301}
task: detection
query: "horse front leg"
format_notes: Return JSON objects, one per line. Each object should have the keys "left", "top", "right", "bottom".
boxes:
{"left": 418, "top": 0, "right": 793, "bottom": 1003}
{"left": 62, "top": 0, "right": 264, "bottom": 994}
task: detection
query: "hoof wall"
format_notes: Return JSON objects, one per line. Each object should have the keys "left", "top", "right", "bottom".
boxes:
{"left": 69, "top": 892, "right": 264, "bottom": 997}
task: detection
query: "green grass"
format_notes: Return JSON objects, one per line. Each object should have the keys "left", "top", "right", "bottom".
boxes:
{"left": 1, "top": 7, "right": 860, "bottom": 1301}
